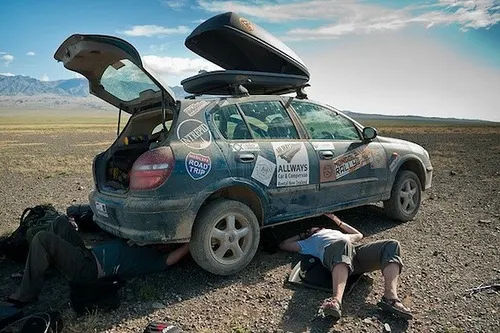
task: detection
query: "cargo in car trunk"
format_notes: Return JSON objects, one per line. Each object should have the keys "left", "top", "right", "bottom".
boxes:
{"left": 95, "top": 109, "right": 173, "bottom": 193}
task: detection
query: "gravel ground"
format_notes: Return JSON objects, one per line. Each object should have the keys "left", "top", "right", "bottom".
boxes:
{"left": 0, "top": 126, "right": 499, "bottom": 333}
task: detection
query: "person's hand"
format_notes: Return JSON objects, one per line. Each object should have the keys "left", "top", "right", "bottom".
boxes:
{"left": 325, "top": 213, "right": 343, "bottom": 227}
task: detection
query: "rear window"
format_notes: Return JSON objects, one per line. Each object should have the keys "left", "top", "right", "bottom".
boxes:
{"left": 101, "top": 59, "right": 160, "bottom": 101}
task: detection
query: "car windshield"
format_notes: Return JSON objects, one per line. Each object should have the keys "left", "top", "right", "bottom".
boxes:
{"left": 100, "top": 59, "right": 160, "bottom": 102}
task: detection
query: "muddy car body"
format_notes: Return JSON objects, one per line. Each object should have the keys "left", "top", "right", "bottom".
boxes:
{"left": 55, "top": 12, "right": 432, "bottom": 275}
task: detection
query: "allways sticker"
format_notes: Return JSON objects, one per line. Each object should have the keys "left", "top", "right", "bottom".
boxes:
{"left": 185, "top": 152, "right": 211, "bottom": 180}
{"left": 272, "top": 142, "right": 309, "bottom": 187}
{"left": 176, "top": 119, "right": 212, "bottom": 150}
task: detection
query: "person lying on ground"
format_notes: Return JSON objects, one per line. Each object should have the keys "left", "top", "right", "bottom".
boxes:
{"left": 6, "top": 215, "right": 190, "bottom": 307}
{"left": 279, "top": 213, "right": 412, "bottom": 321}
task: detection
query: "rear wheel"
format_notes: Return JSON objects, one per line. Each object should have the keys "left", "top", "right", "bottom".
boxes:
{"left": 383, "top": 170, "right": 421, "bottom": 221}
{"left": 190, "top": 199, "right": 260, "bottom": 276}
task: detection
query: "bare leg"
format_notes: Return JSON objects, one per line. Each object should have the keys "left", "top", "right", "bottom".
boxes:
{"left": 382, "top": 262, "right": 400, "bottom": 299}
{"left": 332, "top": 263, "right": 349, "bottom": 303}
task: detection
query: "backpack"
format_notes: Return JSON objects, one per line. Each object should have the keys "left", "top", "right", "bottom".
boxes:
{"left": 66, "top": 203, "right": 99, "bottom": 232}
{"left": 69, "top": 275, "right": 125, "bottom": 315}
{"left": 0, "top": 204, "right": 61, "bottom": 262}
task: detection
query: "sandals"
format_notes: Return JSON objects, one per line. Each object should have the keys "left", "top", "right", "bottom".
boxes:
{"left": 319, "top": 298, "right": 342, "bottom": 322}
{"left": 378, "top": 296, "right": 413, "bottom": 320}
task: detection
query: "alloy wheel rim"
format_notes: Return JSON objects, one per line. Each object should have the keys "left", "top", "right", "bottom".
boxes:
{"left": 209, "top": 214, "right": 251, "bottom": 264}
{"left": 398, "top": 178, "right": 419, "bottom": 214}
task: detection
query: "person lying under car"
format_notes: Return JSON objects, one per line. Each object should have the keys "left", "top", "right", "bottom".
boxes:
{"left": 6, "top": 215, "right": 189, "bottom": 307}
{"left": 279, "top": 213, "right": 413, "bottom": 322}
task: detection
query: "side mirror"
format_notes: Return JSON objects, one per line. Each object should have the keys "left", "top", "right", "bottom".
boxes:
{"left": 362, "top": 127, "right": 378, "bottom": 141}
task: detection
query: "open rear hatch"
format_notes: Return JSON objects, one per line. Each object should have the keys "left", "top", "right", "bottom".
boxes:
{"left": 54, "top": 34, "right": 177, "bottom": 193}
{"left": 54, "top": 34, "right": 176, "bottom": 113}
{"left": 182, "top": 12, "right": 310, "bottom": 95}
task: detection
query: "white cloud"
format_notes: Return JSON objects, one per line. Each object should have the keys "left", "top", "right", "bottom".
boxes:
{"left": 1, "top": 54, "right": 14, "bottom": 66}
{"left": 143, "top": 55, "right": 220, "bottom": 77}
{"left": 303, "top": 33, "right": 500, "bottom": 122}
{"left": 191, "top": 19, "right": 206, "bottom": 24}
{"left": 163, "top": 0, "right": 188, "bottom": 10}
{"left": 26, "top": 51, "right": 36, "bottom": 56}
{"left": 0, "top": 51, "right": 6, "bottom": 55}
{"left": 0, "top": 72, "right": 15, "bottom": 76}
{"left": 40, "top": 74, "right": 49, "bottom": 82}
{"left": 122, "top": 25, "right": 190, "bottom": 37}
{"left": 198, "top": 0, "right": 500, "bottom": 39}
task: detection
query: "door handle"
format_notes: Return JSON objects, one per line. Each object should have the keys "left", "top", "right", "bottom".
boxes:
{"left": 235, "top": 153, "right": 255, "bottom": 163}
{"left": 319, "top": 150, "right": 334, "bottom": 160}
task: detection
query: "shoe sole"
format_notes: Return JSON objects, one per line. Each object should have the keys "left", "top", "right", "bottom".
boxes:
{"left": 378, "top": 301, "right": 413, "bottom": 320}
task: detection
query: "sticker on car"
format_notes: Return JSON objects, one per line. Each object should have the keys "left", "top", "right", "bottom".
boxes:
{"left": 95, "top": 201, "right": 108, "bottom": 218}
{"left": 320, "top": 145, "right": 372, "bottom": 182}
{"left": 272, "top": 142, "right": 309, "bottom": 187}
{"left": 177, "top": 119, "right": 212, "bottom": 150}
{"left": 231, "top": 142, "right": 260, "bottom": 152}
{"left": 251, "top": 155, "right": 276, "bottom": 186}
{"left": 185, "top": 152, "right": 211, "bottom": 180}
{"left": 312, "top": 142, "right": 335, "bottom": 150}
{"left": 183, "top": 101, "right": 211, "bottom": 117}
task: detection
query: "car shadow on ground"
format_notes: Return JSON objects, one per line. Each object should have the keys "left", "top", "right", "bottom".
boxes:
{"left": 0, "top": 204, "right": 405, "bottom": 331}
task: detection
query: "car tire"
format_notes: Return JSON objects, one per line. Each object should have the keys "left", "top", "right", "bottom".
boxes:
{"left": 383, "top": 170, "right": 422, "bottom": 221}
{"left": 190, "top": 199, "right": 260, "bottom": 276}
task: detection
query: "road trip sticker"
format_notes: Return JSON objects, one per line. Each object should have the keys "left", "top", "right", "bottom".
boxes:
{"left": 251, "top": 155, "right": 276, "bottom": 186}
{"left": 272, "top": 142, "right": 309, "bottom": 187}
{"left": 185, "top": 152, "right": 211, "bottom": 180}
{"left": 320, "top": 145, "right": 373, "bottom": 182}
{"left": 183, "top": 101, "right": 211, "bottom": 117}
{"left": 370, "top": 145, "right": 387, "bottom": 169}
{"left": 176, "top": 119, "right": 212, "bottom": 150}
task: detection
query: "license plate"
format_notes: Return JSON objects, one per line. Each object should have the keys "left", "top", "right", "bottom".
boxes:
{"left": 95, "top": 201, "right": 108, "bottom": 217}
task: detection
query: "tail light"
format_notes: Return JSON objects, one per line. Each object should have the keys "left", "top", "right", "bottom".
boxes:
{"left": 130, "top": 147, "right": 175, "bottom": 191}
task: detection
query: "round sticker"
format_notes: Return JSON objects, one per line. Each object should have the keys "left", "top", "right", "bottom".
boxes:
{"left": 176, "top": 119, "right": 212, "bottom": 150}
{"left": 239, "top": 17, "right": 254, "bottom": 32}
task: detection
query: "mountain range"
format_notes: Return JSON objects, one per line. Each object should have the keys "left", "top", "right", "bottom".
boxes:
{"left": 0, "top": 74, "right": 496, "bottom": 124}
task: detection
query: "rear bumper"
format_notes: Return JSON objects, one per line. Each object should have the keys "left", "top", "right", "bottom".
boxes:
{"left": 89, "top": 190, "right": 195, "bottom": 245}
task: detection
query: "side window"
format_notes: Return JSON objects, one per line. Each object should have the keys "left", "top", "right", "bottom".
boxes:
{"left": 291, "top": 101, "right": 360, "bottom": 140}
{"left": 213, "top": 105, "right": 251, "bottom": 140}
{"left": 239, "top": 101, "right": 298, "bottom": 139}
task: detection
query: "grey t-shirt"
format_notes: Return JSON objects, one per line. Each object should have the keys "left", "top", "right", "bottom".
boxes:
{"left": 297, "top": 229, "right": 350, "bottom": 262}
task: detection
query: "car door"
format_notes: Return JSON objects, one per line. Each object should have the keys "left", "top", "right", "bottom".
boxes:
{"left": 288, "top": 99, "right": 388, "bottom": 210}
{"left": 211, "top": 97, "right": 319, "bottom": 224}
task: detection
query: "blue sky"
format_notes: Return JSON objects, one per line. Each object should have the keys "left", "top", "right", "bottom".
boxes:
{"left": 1, "top": 0, "right": 499, "bottom": 121}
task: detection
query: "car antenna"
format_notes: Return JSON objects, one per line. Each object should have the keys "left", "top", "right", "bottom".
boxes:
{"left": 161, "top": 91, "right": 168, "bottom": 132}
{"left": 117, "top": 104, "right": 122, "bottom": 136}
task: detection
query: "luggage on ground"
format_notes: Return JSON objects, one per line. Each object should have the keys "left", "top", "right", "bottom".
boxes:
{"left": 69, "top": 275, "right": 125, "bottom": 315}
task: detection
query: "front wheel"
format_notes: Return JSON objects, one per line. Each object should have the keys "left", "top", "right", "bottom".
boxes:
{"left": 190, "top": 199, "right": 260, "bottom": 276}
{"left": 383, "top": 170, "right": 422, "bottom": 221}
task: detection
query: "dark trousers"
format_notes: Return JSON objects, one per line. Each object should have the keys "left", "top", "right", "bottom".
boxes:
{"left": 322, "top": 239, "right": 403, "bottom": 275}
{"left": 11, "top": 216, "right": 98, "bottom": 302}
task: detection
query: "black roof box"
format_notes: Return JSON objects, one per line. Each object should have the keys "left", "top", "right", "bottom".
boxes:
{"left": 181, "top": 70, "right": 309, "bottom": 96}
{"left": 185, "top": 12, "right": 309, "bottom": 79}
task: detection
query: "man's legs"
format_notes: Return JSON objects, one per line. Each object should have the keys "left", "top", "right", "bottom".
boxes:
{"left": 10, "top": 230, "right": 97, "bottom": 303}
{"left": 353, "top": 239, "right": 412, "bottom": 318}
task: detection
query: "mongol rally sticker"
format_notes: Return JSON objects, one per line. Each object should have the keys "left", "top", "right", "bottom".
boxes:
{"left": 176, "top": 119, "right": 212, "bottom": 150}
{"left": 185, "top": 152, "right": 211, "bottom": 180}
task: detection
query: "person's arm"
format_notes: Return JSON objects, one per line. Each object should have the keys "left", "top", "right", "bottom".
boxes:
{"left": 279, "top": 233, "right": 306, "bottom": 253}
{"left": 166, "top": 243, "right": 190, "bottom": 266}
{"left": 324, "top": 213, "right": 363, "bottom": 242}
